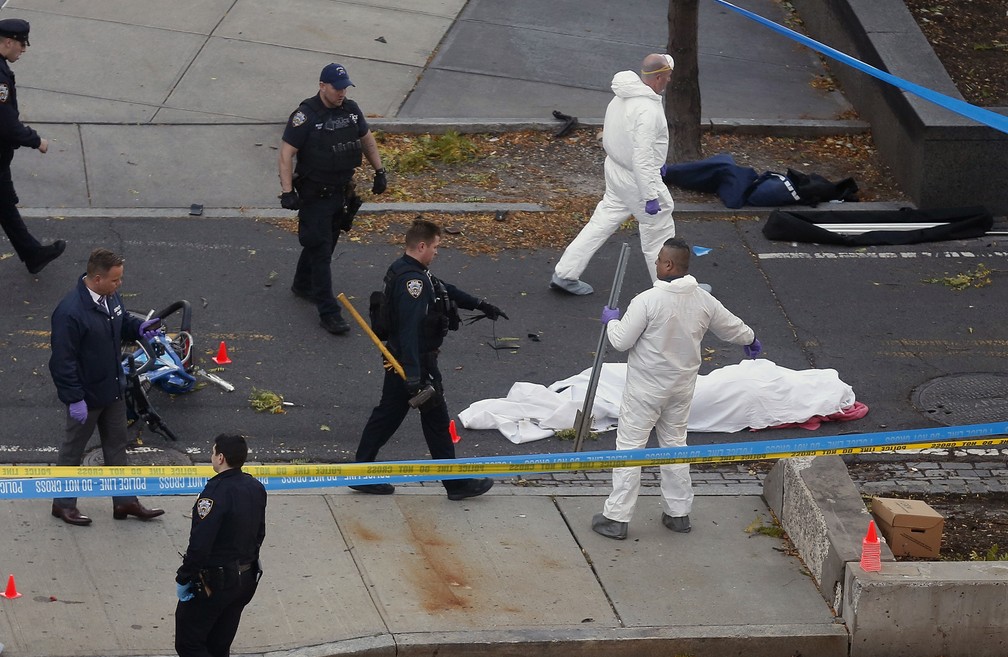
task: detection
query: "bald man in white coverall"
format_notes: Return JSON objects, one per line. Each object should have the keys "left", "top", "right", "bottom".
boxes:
{"left": 550, "top": 53, "right": 676, "bottom": 296}
{"left": 592, "top": 238, "right": 763, "bottom": 540}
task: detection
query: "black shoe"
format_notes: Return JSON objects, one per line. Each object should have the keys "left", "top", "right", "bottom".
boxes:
{"left": 320, "top": 314, "right": 350, "bottom": 335}
{"left": 349, "top": 483, "right": 395, "bottom": 495}
{"left": 27, "top": 240, "right": 66, "bottom": 274}
{"left": 447, "top": 478, "right": 493, "bottom": 501}
{"left": 291, "top": 285, "right": 317, "bottom": 302}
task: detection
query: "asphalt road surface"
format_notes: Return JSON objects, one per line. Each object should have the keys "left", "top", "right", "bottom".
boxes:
{"left": 2, "top": 214, "right": 1005, "bottom": 464}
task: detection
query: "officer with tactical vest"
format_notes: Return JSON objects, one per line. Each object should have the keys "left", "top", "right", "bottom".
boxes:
{"left": 278, "top": 63, "right": 387, "bottom": 335}
{"left": 351, "top": 218, "right": 508, "bottom": 500}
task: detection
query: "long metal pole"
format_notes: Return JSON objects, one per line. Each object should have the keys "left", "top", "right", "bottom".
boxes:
{"left": 573, "top": 242, "right": 630, "bottom": 452}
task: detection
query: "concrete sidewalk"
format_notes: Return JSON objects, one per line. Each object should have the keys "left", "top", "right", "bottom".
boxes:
{"left": 1, "top": 0, "right": 853, "bottom": 210}
{"left": 0, "top": 486, "right": 845, "bottom": 657}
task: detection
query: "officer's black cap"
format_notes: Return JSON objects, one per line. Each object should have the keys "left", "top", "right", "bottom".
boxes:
{"left": 0, "top": 18, "right": 30, "bottom": 45}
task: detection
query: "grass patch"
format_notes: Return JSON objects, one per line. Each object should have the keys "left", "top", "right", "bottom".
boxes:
{"left": 377, "top": 131, "right": 479, "bottom": 174}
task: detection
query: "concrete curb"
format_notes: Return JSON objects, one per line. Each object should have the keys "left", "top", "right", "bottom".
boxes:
{"left": 18, "top": 201, "right": 913, "bottom": 220}
{"left": 364, "top": 118, "right": 871, "bottom": 138}
{"left": 768, "top": 456, "right": 1008, "bottom": 656}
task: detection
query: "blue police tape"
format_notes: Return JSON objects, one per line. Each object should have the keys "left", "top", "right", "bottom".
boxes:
{"left": 1, "top": 421, "right": 1005, "bottom": 500}
{"left": 0, "top": 472, "right": 497, "bottom": 500}
{"left": 710, "top": 0, "right": 1008, "bottom": 135}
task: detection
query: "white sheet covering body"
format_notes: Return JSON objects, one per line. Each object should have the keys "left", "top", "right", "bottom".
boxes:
{"left": 458, "top": 359, "right": 856, "bottom": 444}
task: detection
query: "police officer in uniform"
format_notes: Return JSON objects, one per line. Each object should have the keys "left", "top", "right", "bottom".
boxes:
{"left": 176, "top": 433, "right": 267, "bottom": 657}
{"left": 351, "top": 218, "right": 507, "bottom": 500}
{"left": 278, "top": 63, "right": 387, "bottom": 335}
{"left": 0, "top": 18, "right": 65, "bottom": 274}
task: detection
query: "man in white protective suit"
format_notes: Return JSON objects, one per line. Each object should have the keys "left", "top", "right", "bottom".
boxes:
{"left": 592, "top": 238, "right": 763, "bottom": 540}
{"left": 550, "top": 53, "right": 676, "bottom": 296}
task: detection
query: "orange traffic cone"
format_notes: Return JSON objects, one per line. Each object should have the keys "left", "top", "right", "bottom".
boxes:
{"left": 860, "top": 520, "right": 882, "bottom": 572}
{"left": 449, "top": 419, "right": 460, "bottom": 444}
{"left": 3, "top": 573, "right": 22, "bottom": 599}
{"left": 212, "top": 341, "right": 232, "bottom": 365}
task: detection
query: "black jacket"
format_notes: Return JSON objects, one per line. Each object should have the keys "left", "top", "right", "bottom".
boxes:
{"left": 386, "top": 254, "right": 480, "bottom": 383}
{"left": 0, "top": 58, "right": 41, "bottom": 170}
{"left": 49, "top": 276, "right": 142, "bottom": 407}
{"left": 177, "top": 468, "right": 267, "bottom": 584}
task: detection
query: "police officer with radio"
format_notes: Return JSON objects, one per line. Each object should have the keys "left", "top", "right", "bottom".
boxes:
{"left": 278, "top": 63, "right": 387, "bottom": 335}
{"left": 176, "top": 433, "right": 267, "bottom": 657}
{"left": 351, "top": 218, "right": 507, "bottom": 500}
{"left": 0, "top": 18, "right": 65, "bottom": 274}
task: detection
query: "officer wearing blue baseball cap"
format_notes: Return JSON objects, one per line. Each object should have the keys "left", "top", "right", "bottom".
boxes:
{"left": 319, "top": 62, "right": 354, "bottom": 89}
{"left": 277, "top": 63, "right": 388, "bottom": 335}
{"left": 0, "top": 17, "right": 66, "bottom": 274}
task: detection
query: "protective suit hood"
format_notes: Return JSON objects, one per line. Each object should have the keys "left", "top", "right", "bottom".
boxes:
{"left": 610, "top": 70, "right": 661, "bottom": 101}
{"left": 601, "top": 71, "right": 668, "bottom": 204}
{"left": 656, "top": 274, "right": 699, "bottom": 291}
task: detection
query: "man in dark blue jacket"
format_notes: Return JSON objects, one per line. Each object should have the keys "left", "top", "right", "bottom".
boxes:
{"left": 48, "top": 248, "right": 164, "bottom": 526}
{"left": 0, "top": 18, "right": 65, "bottom": 274}
{"left": 351, "top": 218, "right": 507, "bottom": 500}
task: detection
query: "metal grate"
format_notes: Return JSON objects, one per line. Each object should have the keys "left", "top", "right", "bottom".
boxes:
{"left": 912, "top": 373, "right": 1008, "bottom": 426}
{"left": 83, "top": 447, "right": 192, "bottom": 466}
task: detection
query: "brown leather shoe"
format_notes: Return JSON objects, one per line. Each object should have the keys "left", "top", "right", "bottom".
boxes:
{"left": 112, "top": 501, "right": 165, "bottom": 520}
{"left": 51, "top": 504, "right": 92, "bottom": 526}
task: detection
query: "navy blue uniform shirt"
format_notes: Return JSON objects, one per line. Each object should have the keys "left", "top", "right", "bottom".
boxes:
{"left": 177, "top": 468, "right": 267, "bottom": 585}
{"left": 386, "top": 254, "right": 480, "bottom": 383}
{"left": 0, "top": 57, "right": 41, "bottom": 167}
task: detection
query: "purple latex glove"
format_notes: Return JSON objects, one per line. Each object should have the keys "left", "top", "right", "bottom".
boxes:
{"left": 743, "top": 337, "right": 762, "bottom": 359}
{"left": 139, "top": 317, "right": 161, "bottom": 341}
{"left": 660, "top": 163, "right": 668, "bottom": 178}
{"left": 69, "top": 400, "right": 88, "bottom": 424}
{"left": 645, "top": 199, "right": 660, "bottom": 215}
{"left": 601, "top": 305, "right": 621, "bottom": 324}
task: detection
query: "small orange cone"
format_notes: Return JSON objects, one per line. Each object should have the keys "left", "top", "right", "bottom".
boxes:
{"left": 3, "top": 574, "right": 22, "bottom": 599}
{"left": 860, "top": 520, "right": 882, "bottom": 572}
{"left": 449, "top": 419, "right": 460, "bottom": 444}
{"left": 212, "top": 341, "right": 232, "bottom": 365}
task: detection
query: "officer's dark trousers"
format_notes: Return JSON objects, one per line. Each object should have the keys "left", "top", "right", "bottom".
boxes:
{"left": 293, "top": 189, "right": 345, "bottom": 319}
{"left": 175, "top": 570, "right": 259, "bottom": 657}
{"left": 356, "top": 366, "right": 474, "bottom": 494}
{"left": 53, "top": 398, "right": 138, "bottom": 509}
{"left": 0, "top": 169, "right": 42, "bottom": 264}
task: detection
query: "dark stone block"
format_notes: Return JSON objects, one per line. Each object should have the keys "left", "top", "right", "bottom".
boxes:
{"left": 791, "top": 0, "right": 1008, "bottom": 213}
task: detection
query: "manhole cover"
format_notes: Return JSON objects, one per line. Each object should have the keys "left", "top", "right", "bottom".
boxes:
{"left": 83, "top": 446, "right": 192, "bottom": 467}
{"left": 912, "top": 373, "right": 1008, "bottom": 426}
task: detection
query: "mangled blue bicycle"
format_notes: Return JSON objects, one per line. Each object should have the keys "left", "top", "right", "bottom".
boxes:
{"left": 121, "top": 300, "right": 232, "bottom": 441}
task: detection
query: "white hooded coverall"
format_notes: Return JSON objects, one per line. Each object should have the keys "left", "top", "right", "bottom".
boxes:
{"left": 602, "top": 275, "right": 755, "bottom": 522}
{"left": 554, "top": 71, "right": 675, "bottom": 283}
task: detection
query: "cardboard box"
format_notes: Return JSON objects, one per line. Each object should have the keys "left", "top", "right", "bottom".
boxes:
{"left": 871, "top": 497, "right": 944, "bottom": 558}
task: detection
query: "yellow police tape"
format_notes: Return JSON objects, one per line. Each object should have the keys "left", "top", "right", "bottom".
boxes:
{"left": 2, "top": 434, "right": 1006, "bottom": 480}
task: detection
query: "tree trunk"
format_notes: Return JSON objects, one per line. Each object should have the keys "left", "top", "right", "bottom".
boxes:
{"left": 667, "top": 0, "right": 701, "bottom": 163}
